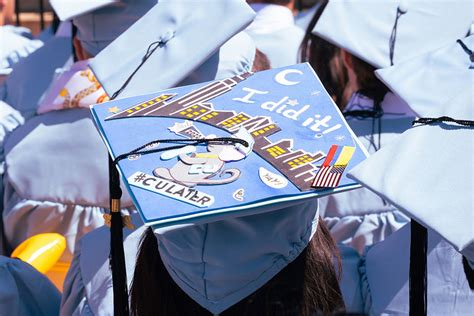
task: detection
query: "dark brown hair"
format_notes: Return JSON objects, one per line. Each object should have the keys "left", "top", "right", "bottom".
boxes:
{"left": 299, "top": 0, "right": 388, "bottom": 110}
{"left": 252, "top": 49, "right": 272, "bottom": 72}
{"left": 299, "top": 1, "right": 347, "bottom": 107}
{"left": 130, "top": 219, "right": 345, "bottom": 316}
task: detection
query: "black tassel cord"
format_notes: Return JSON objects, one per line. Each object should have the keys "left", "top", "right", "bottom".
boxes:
{"left": 106, "top": 38, "right": 171, "bottom": 316}
{"left": 409, "top": 220, "right": 427, "bottom": 316}
{"left": 108, "top": 156, "right": 128, "bottom": 316}
{"left": 462, "top": 256, "right": 474, "bottom": 290}
{"left": 409, "top": 117, "right": 474, "bottom": 315}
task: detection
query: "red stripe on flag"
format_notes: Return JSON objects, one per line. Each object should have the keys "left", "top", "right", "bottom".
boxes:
{"left": 322, "top": 145, "right": 338, "bottom": 167}
{"left": 323, "top": 169, "right": 335, "bottom": 187}
{"left": 329, "top": 173, "right": 342, "bottom": 188}
{"left": 312, "top": 165, "right": 333, "bottom": 187}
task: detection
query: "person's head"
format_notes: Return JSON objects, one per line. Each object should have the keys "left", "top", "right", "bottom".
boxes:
{"left": 131, "top": 221, "right": 344, "bottom": 316}
{"left": 130, "top": 201, "right": 345, "bottom": 315}
{"left": 300, "top": 1, "right": 387, "bottom": 109}
{"left": 302, "top": 0, "right": 472, "bottom": 110}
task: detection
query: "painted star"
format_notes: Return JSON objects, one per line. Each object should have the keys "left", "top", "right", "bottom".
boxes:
{"left": 311, "top": 90, "right": 321, "bottom": 96}
{"left": 108, "top": 106, "right": 120, "bottom": 113}
{"left": 286, "top": 99, "right": 299, "bottom": 106}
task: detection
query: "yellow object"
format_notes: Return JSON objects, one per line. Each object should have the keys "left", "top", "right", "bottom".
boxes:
{"left": 11, "top": 233, "right": 66, "bottom": 274}
{"left": 195, "top": 153, "right": 219, "bottom": 158}
{"left": 45, "top": 261, "right": 71, "bottom": 292}
{"left": 59, "top": 88, "right": 68, "bottom": 97}
{"left": 334, "top": 146, "right": 356, "bottom": 165}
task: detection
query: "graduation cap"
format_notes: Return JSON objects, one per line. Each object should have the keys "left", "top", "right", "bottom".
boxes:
{"left": 348, "top": 37, "right": 474, "bottom": 314}
{"left": 312, "top": 0, "right": 472, "bottom": 68}
{"left": 94, "top": 62, "right": 369, "bottom": 225}
{"left": 50, "top": 0, "right": 158, "bottom": 56}
{"left": 89, "top": 0, "right": 256, "bottom": 99}
{"left": 49, "top": 0, "right": 119, "bottom": 21}
{"left": 92, "top": 62, "right": 369, "bottom": 313}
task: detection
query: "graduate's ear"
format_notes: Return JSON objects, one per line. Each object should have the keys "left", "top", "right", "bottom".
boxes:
{"left": 340, "top": 49, "right": 359, "bottom": 107}
{"left": 341, "top": 49, "right": 354, "bottom": 72}
{"left": 73, "top": 37, "right": 93, "bottom": 61}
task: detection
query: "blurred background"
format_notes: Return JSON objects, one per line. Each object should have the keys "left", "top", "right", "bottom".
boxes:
{"left": 2, "top": 0, "right": 53, "bottom": 34}
{"left": 1, "top": 0, "right": 319, "bottom": 35}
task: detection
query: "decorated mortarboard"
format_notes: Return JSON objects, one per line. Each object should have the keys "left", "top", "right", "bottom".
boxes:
{"left": 89, "top": 0, "right": 256, "bottom": 99}
{"left": 49, "top": 0, "right": 119, "bottom": 21}
{"left": 91, "top": 63, "right": 368, "bottom": 227}
{"left": 312, "top": 0, "right": 473, "bottom": 68}
{"left": 348, "top": 38, "right": 474, "bottom": 299}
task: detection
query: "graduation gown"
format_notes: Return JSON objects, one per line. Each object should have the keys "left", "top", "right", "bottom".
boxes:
{"left": 320, "top": 92, "right": 414, "bottom": 253}
{"left": 359, "top": 224, "right": 474, "bottom": 315}
{"left": 0, "top": 33, "right": 72, "bottom": 119}
{"left": 60, "top": 214, "right": 144, "bottom": 316}
{"left": 2, "top": 108, "right": 134, "bottom": 261}
{"left": 0, "top": 102, "right": 24, "bottom": 254}
{"left": 0, "top": 256, "right": 61, "bottom": 315}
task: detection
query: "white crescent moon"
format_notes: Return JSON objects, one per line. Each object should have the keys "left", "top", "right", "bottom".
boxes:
{"left": 274, "top": 69, "right": 303, "bottom": 86}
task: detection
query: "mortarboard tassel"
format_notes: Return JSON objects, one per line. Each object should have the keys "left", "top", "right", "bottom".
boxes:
{"left": 108, "top": 156, "right": 129, "bottom": 316}
{"left": 105, "top": 38, "right": 173, "bottom": 315}
{"left": 409, "top": 117, "right": 474, "bottom": 315}
{"left": 461, "top": 256, "right": 474, "bottom": 290}
{"left": 388, "top": 5, "right": 407, "bottom": 66}
{"left": 409, "top": 219, "right": 427, "bottom": 316}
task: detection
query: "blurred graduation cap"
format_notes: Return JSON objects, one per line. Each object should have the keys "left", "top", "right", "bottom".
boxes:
{"left": 49, "top": 0, "right": 119, "bottom": 21}
{"left": 348, "top": 37, "right": 474, "bottom": 313}
{"left": 89, "top": 0, "right": 256, "bottom": 99}
{"left": 312, "top": 0, "right": 472, "bottom": 68}
{"left": 375, "top": 35, "right": 474, "bottom": 116}
{"left": 50, "top": 0, "right": 158, "bottom": 56}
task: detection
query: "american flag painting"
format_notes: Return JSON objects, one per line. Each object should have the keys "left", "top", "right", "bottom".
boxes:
{"left": 311, "top": 145, "right": 355, "bottom": 188}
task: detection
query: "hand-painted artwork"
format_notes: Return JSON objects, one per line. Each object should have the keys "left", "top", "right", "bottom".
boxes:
{"left": 91, "top": 63, "right": 368, "bottom": 226}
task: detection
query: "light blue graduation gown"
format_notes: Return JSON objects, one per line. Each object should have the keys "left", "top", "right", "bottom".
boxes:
{"left": 320, "top": 92, "right": 413, "bottom": 253}
{"left": 1, "top": 35, "right": 72, "bottom": 119}
{"left": 60, "top": 213, "right": 144, "bottom": 316}
{"left": 2, "top": 108, "right": 134, "bottom": 261}
{"left": 359, "top": 224, "right": 474, "bottom": 315}
{"left": 0, "top": 101, "right": 24, "bottom": 254}
{"left": 0, "top": 256, "right": 61, "bottom": 315}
